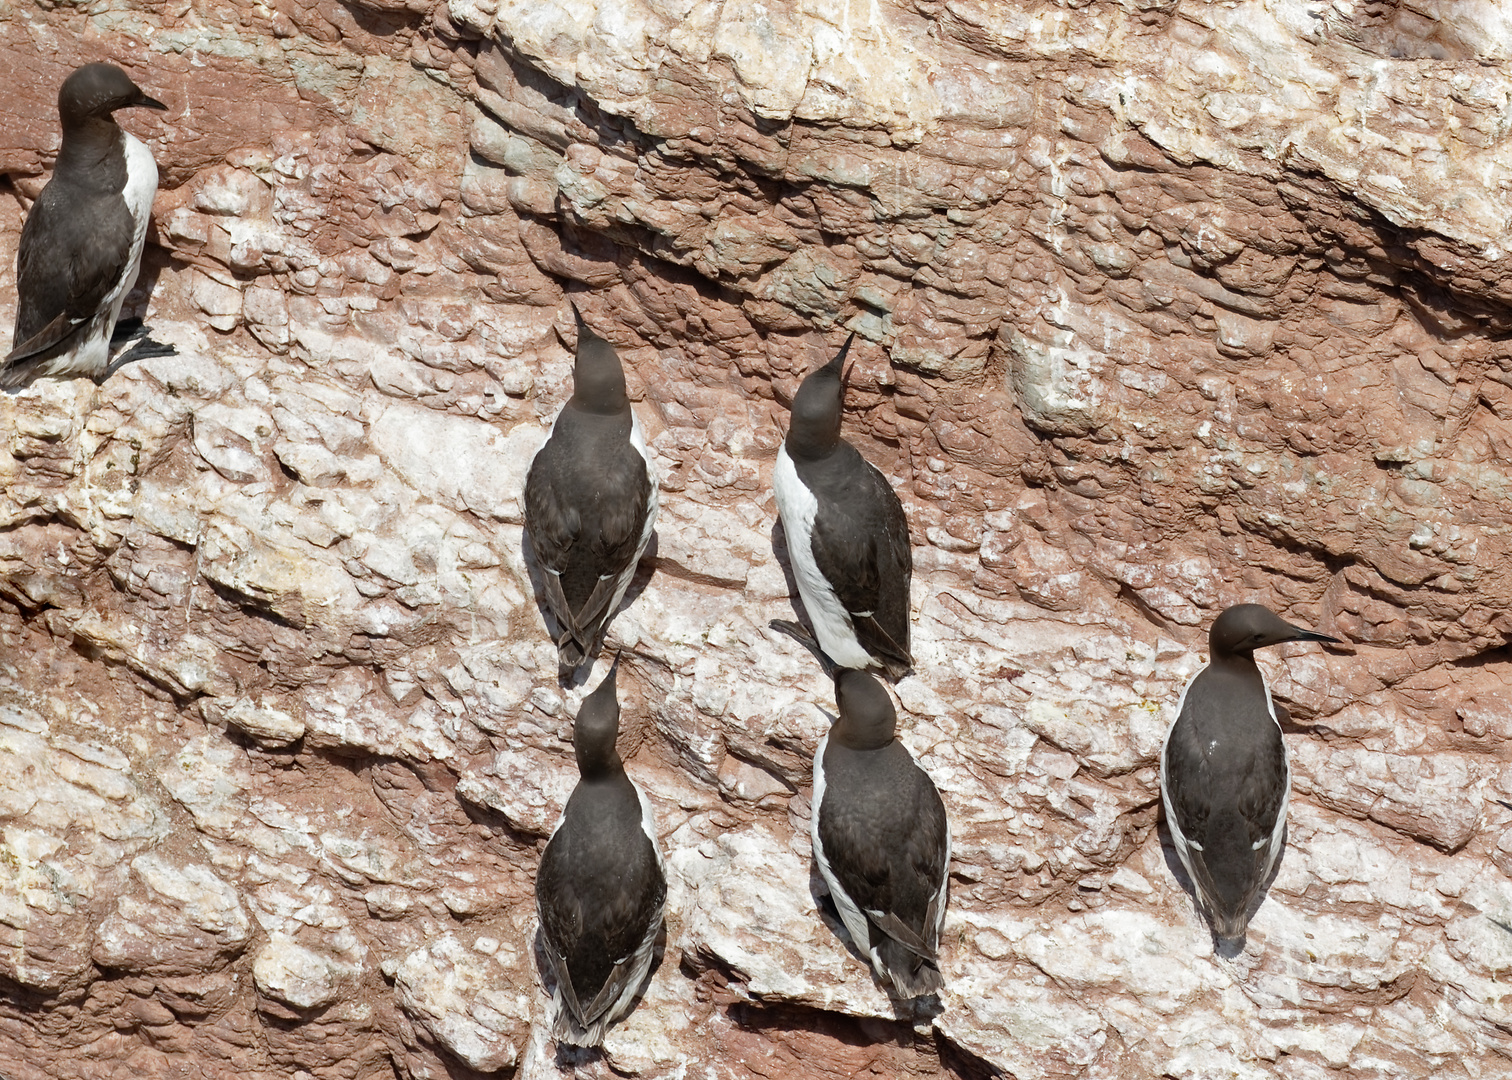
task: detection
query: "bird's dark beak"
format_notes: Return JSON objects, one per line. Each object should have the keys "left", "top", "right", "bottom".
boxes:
{"left": 136, "top": 93, "right": 168, "bottom": 112}
{"left": 822, "top": 331, "right": 856, "bottom": 379}
{"left": 1289, "top": 625, "right": 1341, "bottom": 645}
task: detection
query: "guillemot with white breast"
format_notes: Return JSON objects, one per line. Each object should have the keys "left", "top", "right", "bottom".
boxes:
{"left": 773, "top": 334, "right": 912, "bottom": 681}
{"left": 5, "top": 62, "right": 176, "bottom": 391}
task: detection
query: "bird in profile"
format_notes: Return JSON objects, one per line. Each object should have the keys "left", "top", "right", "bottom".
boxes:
{"left": 535, "top": 660, "right": 666, "bottom": 1046}
{"left": 4, "top": 62, "right": 176, "bottom": 391}
{"left": 524, "top": 305, "right": 657, "bottom": 679}
{"left": 811, "top": 668, "right": 949, "bottom": 997}
{"left": 1161, "top": 603, "right": 1339, "bottom": 943}
{"left": 772, "top": 334, "right": 912, "bottom": 681}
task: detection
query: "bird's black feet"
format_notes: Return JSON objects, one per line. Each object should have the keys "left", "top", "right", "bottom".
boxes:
{"left": 101, "top": 334, "right": 178, "bottom": 381}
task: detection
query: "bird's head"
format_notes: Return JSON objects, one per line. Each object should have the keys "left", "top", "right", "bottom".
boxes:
{"left": 1209, "top": 603, "right": 1340, "bottom": 658}
{"left": 785, "top": 334, "right": 855, "bottom": 460}
{"left": 59, "top": 63, "right": 166, "bottom": 127}
{"left": 573, "top": 656, "right": 623, "bottom": 777}
{"left": 832, "top": 667, "right": 898, "bottom": 750}
{"left": 568, "top": 303, "right": 630, "bottom": 415}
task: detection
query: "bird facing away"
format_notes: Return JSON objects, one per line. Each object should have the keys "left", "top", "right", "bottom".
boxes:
{"left": 773, "top": 334, "right": 913, "bottom": 681}
{"left": 1161, "top": 603, "right": 1339, "bottom": 942}
{"left": 535, "top": 661, "right": 666, "bottom": 1046}
{"left": 811, "top": 668, "right": 950, "bottom": 997}
{"left": 4, "top": 62, "right": 176, "bottom": 391}
{"left": 524, "top": 306, "right": 658, "bottom": 679}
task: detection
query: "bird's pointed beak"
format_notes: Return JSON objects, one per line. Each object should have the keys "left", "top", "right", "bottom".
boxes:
{"left": 820, "top": 331, "right": 856, "bottom": 378}
{"left": 1288, "top": 625, "right": 1341, "bottom": 645}
{"left": 136, "top": 93, "right": 168, "bottom": 112}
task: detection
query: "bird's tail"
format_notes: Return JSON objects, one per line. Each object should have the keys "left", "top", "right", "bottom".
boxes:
{"left": 1192, "top": 809, "right": 1264, "bottom": 940}
{"left": 0, "top": 361, "right": 30, "bottom": 392}
{"left": 1209, "top": 908, "right": 1250, "bottom": 942}
{"left": 556, "top": 642, "right": 587, "bottom": 679}
{"left": 876, "top": 937, "right": 944, "bottom": 998}
{"left": 547, "top": 987, "right": 607, "bottom": 1048}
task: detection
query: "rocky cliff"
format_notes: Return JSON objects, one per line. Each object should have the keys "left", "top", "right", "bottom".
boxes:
{"left": 1, "top": 0, "right": 1511, "bottom": 1077}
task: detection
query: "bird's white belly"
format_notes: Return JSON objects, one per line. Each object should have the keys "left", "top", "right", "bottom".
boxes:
{"left": 112, "top": 132, "right": 158, "bottom": 322}
{"left": 809, "top": 735, "right": 879, "bottom": 968}
{"left": 774, "top": 447, "right": 874, "bottom": 668}
{"left": 58, "top": 317, "right": 114, "bottom": 378}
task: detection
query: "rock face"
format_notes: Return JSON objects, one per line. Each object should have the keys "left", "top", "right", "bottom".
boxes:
{"left": 1, "top": 1, "right": 1511, "bottom": 1077}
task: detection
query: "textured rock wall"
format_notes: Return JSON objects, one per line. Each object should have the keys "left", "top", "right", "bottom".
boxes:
{"left": 1, "top": 0, "right": 1512, "bottom": 1077}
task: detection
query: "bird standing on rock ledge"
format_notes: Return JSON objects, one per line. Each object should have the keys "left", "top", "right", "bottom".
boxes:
{"left": 535, "top": 660, "right": 666, "bottom": 1046}
{"left": 811, "top": 668, "right": 950, "bottom": 998}
{"left": 4, "top": 62, "right": 177, "bottom": 391}
{"left": 524, "top": 305, "right": 658, "bottom": 680}
{"left": 1161, "top": 603, "right": 1340, "bottom": 944}
{"left": 773, "top": 334, "right": 913, "bottom": 681}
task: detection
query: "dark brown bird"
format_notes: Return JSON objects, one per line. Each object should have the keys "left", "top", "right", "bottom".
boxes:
{"left": 524, "top": 307, "right": 657, "bottom": 678}
{"left": 535, "top": 661, "right": 665, "bottom": 1045}
{"left": 812, "top": 668, "right": 949, "bottom": 996}
{"left": 1161, "top": 604, "right": 1338, "bottom": 941}
{"left": 5, "top": 62, "right": 175, "bottom": 390}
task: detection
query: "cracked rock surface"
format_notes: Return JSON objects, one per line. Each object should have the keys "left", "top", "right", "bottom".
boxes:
{"left": 2, "top": 1, "right": 1512, "bottom": 1077}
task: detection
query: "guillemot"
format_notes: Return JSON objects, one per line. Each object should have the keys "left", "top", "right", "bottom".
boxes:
{"left": 1161, "top": 603, "right": 1339, "bottom": 942}
{"left": 772, "top": 335, "right": 912, "bottom": 680}
{"left": 535, "top": 660, "right": 665, "bottom": 1045}
{"left": 5, "top": 62, "right": 175, "bottom": 390}
{"left": 524, "top": 305, "right": 657, "bottom": 679}
{"left": 811, "top": 668, "right": 949, "bottom": 996}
